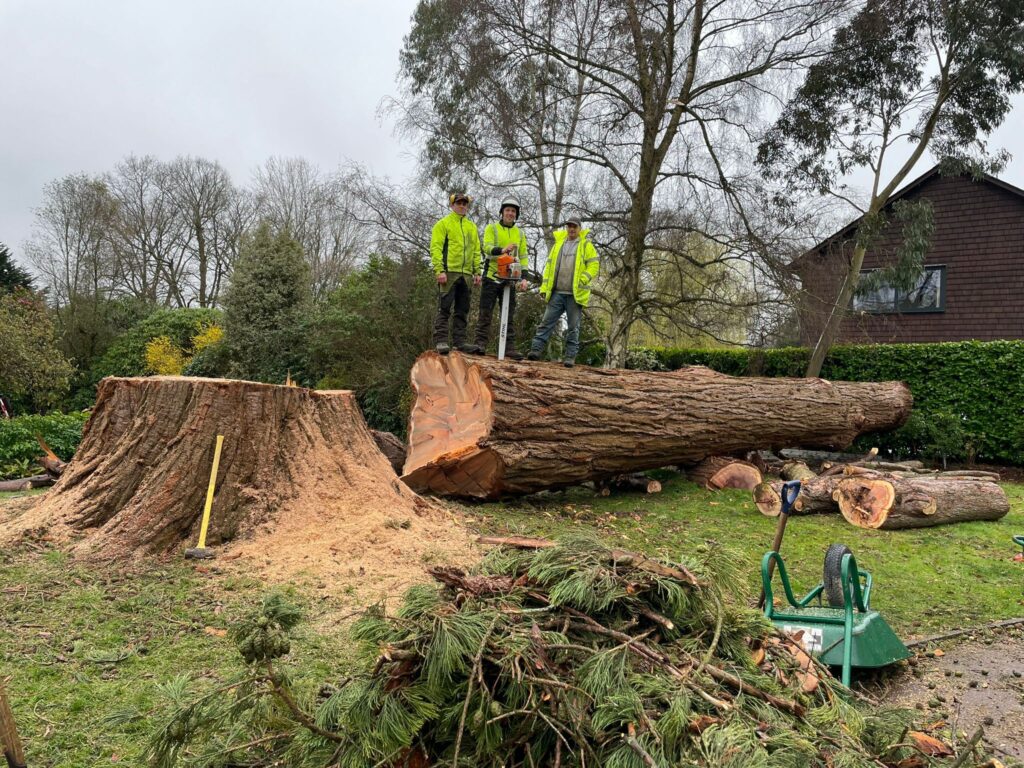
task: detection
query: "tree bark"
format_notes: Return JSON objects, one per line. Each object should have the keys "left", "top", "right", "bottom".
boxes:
{"left": 0, "top": 679, "right": 25, "bottom": 768}
{"left": 8, "top": 376, "right": 427, "bottom": 557}
{"left": 755, "top": 468, "right": 1010, "bottom": 529}
{"left": 688, "top": 457, "right": 763, "bottom": 491}
{"left": 834, "top": 473, "right": 1010, "bottom": 530}
{"left": 780, "top": 461, "right": 816, "bottom": 483}
{"left": 371, "top": 430, "right": 407, "bottom": 475}
{"left": 402, "top": 352, "right": 913, "bottom": 499}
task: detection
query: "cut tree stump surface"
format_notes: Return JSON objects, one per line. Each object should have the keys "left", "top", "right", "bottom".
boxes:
{"left": 3, "top": 377, "right": 475, "bottom": 592}
{"left": 402, "top": 352, "right": 912, "bottom": 498}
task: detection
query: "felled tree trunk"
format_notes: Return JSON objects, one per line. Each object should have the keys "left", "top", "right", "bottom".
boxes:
{"left": 8, "top": 376, "right": 429, "bottom": 558}
{"left": 402, "top": 353, "right": 913, "bottom": 498}
{"left": 835, "top": 473, "right": 1010, "bottom": 530}
{"left": 688, "top": 457, "right": 763, "bottom": 491}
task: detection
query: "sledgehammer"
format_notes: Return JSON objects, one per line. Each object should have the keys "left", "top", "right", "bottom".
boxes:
{"left": 185, "top": 434, "right": 224, "bottom": 560}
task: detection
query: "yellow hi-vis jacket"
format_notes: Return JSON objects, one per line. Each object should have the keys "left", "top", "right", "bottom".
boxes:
{"left": 539, "top": 229, "right": 600, "bottom": 307}
{"left": 481, "top": 221, "right": 528, "bottom": 279}
{"left": 430, "top": 212, "right": 481, "bottom": 275}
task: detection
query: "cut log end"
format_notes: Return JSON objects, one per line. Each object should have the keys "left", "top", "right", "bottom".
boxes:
{"left": 402, "top": 352, "right": 500, "bottom": 498}
{"left": 833, "top": 479, "right": 897, "bottom": 529}
{"left": 691, "top": 456, "right": 763, "bottom": 491}
{"left": 753, "top": 482, "right": 781, "bottom": 517}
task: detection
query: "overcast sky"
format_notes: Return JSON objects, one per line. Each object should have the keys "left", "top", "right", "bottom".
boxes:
{"left": 3, "top": 0, "right": 1023, "bottom": 268}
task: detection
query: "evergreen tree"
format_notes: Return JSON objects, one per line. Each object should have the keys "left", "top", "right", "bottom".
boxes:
{"left": 223, "top": 223, "right": 312, "bottom": 383}
{"left": 0, "top": 243, "right": 34, "bottom": 292}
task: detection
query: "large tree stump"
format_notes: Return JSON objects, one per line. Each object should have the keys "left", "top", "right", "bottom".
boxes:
{"left": 5, "top": 377, "right": 460, "bottom": 564}
{"left": 401, "top": 353, "right": 913, "bottom": 498}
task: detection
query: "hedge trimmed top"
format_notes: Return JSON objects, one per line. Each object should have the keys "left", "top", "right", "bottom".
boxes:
{"left": 583, "top": 340, "right": 1024, "bottom": 465}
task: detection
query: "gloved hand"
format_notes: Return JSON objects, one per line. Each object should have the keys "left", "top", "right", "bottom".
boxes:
{"left": 473, "top": 274, "right": 482, "bottom": 286}
{"left": 517, "top": 280, "right": 529, "bottom": 291}
{"left": 437, "top": 273, "right": 448, "bottom": 285}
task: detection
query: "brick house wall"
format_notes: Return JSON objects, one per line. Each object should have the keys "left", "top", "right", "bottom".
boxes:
{"left": 793, "top": 170, "right": 1024, "bottom": 345}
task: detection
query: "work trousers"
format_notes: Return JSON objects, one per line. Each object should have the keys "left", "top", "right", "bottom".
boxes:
{"left": 433, "top": 273, "right": 474, "bottom": 346}
{"left": 474, "top": 278, "right": 518, "bottom": 349}
{"left": 530, "top": 292, "right": 582, "bottom": 362}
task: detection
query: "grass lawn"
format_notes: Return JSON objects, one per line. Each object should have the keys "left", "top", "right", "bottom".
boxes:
{"left": 1, "top": 477, "right": 1022, "bottom": 765}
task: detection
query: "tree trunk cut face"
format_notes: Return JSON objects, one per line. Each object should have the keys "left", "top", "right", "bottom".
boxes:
{"left": 404, "top": 353, "right": 499, "bottom": 497}
{"left": 4, "top": 377, "right": 476, "bottom": 589}
{"left": 402, "top": 352, "right": 913, "bottom": 499}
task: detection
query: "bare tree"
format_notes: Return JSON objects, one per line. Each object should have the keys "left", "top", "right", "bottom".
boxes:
{"left": 25, "top": 174, "right": 119, "bottom": 363}
{"left": 104, "top": 156, "right": 185, "bottom": 304}
{"left": 252, "top": 158, "right": 362, "bottom": 299}
{"left": 398, "top": 0, "right": 847, "bottom": 365}
{"left": 167, "top": 156, "right": 234, "bottom": 308}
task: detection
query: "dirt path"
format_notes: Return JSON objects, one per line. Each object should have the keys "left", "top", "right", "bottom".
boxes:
{"left": 868, "top": 627, "right": 1024, "bottom": 762}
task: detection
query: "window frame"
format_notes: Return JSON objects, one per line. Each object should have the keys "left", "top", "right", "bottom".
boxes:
{"left": 853, "top": 264, "right": 946, "bottom": 314}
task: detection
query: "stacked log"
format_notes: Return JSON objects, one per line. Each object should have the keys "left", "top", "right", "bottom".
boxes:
{"left": 753, "top": 465, "right": 1009, "bottom": 529}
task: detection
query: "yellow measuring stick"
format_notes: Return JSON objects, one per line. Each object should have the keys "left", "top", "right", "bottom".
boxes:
{"left": 188, "top": 434, "right": 224, "bottom": 557}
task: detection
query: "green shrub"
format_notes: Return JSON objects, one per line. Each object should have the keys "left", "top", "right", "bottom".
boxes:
{"left": 586, "top": 340, "right": 1024, "bottom": 464}
{"left": 0, "top": 412, "right": 90, "bottom": 479}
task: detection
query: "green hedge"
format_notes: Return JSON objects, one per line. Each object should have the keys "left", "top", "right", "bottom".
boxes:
{"left": 583, "top": 341, "right": 1024, "bottom": 465}
{"left": 0, "top": 412, "right": 91, "bottom": 480}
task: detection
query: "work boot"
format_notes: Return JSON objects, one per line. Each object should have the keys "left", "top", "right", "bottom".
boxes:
{"left": 563, "top": 360, "right": 575, "bottom": 368}
{"left": 505, "top": 350, "right": 524, "bottom": 361}
{"left": 459, "top": 343, "right": 484, "bottom": 354}
{"left": 435, "top": 342, "right": 450, "bottom": 355}
{"left": 527, "top": 351, "right": 541, "bottom": 361}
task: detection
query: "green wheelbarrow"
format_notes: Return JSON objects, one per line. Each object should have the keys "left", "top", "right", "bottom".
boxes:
{"left": 760, "top": 484, "right": 909, "bottom": 687}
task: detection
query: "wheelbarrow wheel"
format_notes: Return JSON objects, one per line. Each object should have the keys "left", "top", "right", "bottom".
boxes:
{"left": 823, "top": 543, "right": 853, "bottom": 608}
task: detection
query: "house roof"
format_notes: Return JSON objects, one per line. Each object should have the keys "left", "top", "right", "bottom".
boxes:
{"left": 793, "top": 164, "right": 1024, "bottom": 267}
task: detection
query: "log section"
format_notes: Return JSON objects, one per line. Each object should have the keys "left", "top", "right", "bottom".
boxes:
{"left": 689, "top": 456, "right": 763, "bottom": 491}
{"left": 835, "top": 473, "right": 1010, "bottom": 530}
{"left": 402, "top": 353, "right": 912, "bottom": 498}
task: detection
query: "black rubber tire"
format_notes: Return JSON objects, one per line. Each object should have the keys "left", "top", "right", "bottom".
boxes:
{"left": 823, "top": 544, "right": 854, "bottom": 608}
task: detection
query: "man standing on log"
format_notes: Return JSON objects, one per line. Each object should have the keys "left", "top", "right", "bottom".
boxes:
{"left": 473, "top": 196, "right": 530, "bottom": 359}
{"left": 430, "top": 193, "right": 483, "bottom": 355}
{"left": 527, "top": 217, "right": 599, "bottom": 367}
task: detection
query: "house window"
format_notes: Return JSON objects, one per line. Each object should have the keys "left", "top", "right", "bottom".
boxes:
{"left": 853, "top": 265, "right": 945, "bottom": 314}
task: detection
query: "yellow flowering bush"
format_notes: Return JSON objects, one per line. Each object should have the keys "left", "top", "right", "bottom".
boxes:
{"left": 144, "top": 336, "right": 187, "bottom": 376}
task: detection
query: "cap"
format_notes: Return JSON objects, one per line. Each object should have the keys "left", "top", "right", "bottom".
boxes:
{"left": 449, "top": 193, "right": 471, "bottom": 205}
{"left": 564, "top": 216, "right": 582, "bottom": 227}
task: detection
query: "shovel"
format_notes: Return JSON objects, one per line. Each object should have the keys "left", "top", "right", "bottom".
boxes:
{"left": 757, "top": 479, "right": 802, "bottom": 610}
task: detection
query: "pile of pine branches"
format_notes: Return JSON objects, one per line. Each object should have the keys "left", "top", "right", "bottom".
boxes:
{"left": 148, "top": 537, "right": 940, "bottom": 767}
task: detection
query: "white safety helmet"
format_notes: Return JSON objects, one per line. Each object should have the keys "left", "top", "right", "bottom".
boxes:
{"left": 498, "top": 196, "right": 521, "bottom": 220}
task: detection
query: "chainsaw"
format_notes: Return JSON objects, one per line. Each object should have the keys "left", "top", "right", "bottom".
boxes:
{"left": 493, "top": 247, "right": 523, "bottom": 361}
